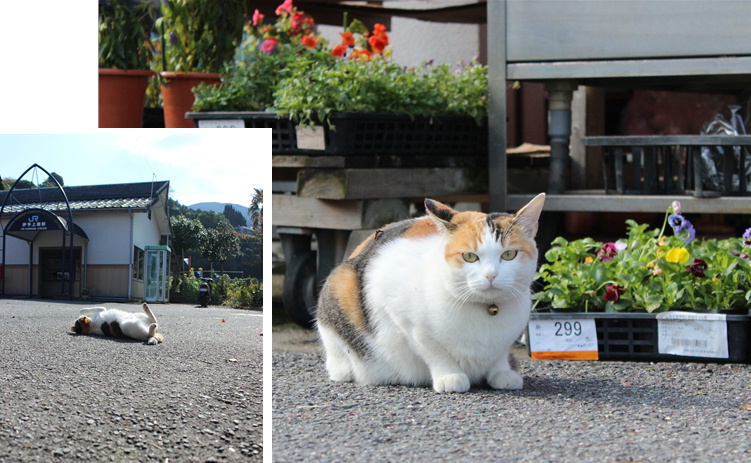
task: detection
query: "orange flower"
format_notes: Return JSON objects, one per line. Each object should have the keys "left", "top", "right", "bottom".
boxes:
{"left": 330, "top": 44, "right": 347, "bottom": 57}
{"left": 339, "top": 31, "right": 355, "bottom": 47}
{"left": 301, "top": 35, "right": 318, "bottom": 48}
{"left": 368, "top": 34, "right": 388, "bottom": 54}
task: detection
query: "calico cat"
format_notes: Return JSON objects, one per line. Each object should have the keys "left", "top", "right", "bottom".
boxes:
{"left": 317, "top": 194, "right": 545, "bottom": 393}
{"left": 70, "top": 303, "right": 164, "bottom": 345}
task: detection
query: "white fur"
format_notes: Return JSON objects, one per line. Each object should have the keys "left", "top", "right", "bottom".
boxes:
{"left": 78, "top": 304, "right": 163, "bottom": 345}
{"left": 320, "top": 227, "right": 535, "bottom": 393}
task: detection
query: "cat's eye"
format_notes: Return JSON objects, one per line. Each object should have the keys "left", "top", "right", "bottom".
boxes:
{"left": 501, "top": 250, "right": 518, "bottom": 261}
{"left": 462, "top": 252, "right": 479, "bottom": 263}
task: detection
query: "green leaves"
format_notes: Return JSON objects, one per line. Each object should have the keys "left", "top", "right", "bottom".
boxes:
{"left": 534, "top": 219, "right": 751, "bottom": 313}
{"left": 99, "top": 0, "right": 154, "bottom": 70}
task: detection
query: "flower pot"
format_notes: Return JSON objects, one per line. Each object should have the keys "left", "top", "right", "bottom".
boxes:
{"left": 160, "top": 72, "right": 221, "bottom": 128}
{"left": 98, "top": 68, "right": 154, "bottom": 128}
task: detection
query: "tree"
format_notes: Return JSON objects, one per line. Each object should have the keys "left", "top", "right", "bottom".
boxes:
{"left": 249, "top": 188, "right": 263, "bottom": 230}
{"left": 41, "top": 172, "right": 64, "bottom": 187}
{"left": 196, "top": 210, "right": 225, "bottom": 230}
{"left": 200, "top": 220, "right": 241, "bottom": 273}
{"left": 223, "top": 204, "right": 247, "bottom": 228}
{"left": 171, "top": 216, "right": 206, "bottom": 256}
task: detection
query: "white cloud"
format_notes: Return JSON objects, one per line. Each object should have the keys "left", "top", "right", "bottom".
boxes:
{"left": 114, "top": 131, "right": 270, "bottom": 206}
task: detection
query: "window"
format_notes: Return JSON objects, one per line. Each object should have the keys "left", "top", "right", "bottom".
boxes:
{"left": 133, "top": 246, "right": 144, "bottom": 280}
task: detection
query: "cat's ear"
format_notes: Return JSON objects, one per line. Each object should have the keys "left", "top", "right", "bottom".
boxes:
{"left": 425, "top": 199, "right": 457, "bottom": 232}
{"left": 513, "top": 193, "right": 545, "bottom": 237}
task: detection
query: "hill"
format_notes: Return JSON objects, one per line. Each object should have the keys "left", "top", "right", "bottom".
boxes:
{"left": 189, "top": 202, "right": 250, "bottom": 217}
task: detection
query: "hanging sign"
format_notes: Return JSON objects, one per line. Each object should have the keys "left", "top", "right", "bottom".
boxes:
{"left": 6, "top": 210, "right": 63, "bottom": 232}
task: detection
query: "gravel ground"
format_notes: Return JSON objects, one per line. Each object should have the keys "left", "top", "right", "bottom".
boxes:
{"left": 0, "top": 299, "right": 262, "bottom": 462}
{"left": 273, "top": 325, "right": 751, "bottom": 462}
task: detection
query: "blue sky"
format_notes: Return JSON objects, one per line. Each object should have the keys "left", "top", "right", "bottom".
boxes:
{"left": 0, "top": 132, "right": 270, "bottom": 208}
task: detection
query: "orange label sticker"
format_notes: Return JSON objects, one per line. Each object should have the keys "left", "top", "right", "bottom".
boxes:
{"left": 531, "top": 350, "right": 599, "bottom": 361}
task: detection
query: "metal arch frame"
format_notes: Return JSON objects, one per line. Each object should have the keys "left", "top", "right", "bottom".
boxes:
{"left": 0, "top": 164, "right": 75, "bottom": 298}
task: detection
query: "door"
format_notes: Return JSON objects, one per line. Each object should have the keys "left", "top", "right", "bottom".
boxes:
{"left": 144, "top": 248, "right": 168, "bottom": 302}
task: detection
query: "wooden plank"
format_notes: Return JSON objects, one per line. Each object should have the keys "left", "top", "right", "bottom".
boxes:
{"left": 507, "top": 193, "right": 751, "bottom": 214}
{"left": 272, "top": 195, "right": 364, "bottom": 229}
{"left": 273, "top": 156, "right": 346, "bottom": 169}
{"left": 296, "top": 168, "right": 487, "bottom": 200}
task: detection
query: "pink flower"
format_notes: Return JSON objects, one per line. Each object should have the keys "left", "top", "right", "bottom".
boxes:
{"left": 260, "top": 37, "right": 279, "bottom": 54}
{"left": 597, "top": 241, "right": 626, "bottom": 262}
{"left": 275, "top": 0, "right": 294, "bottom": 15}
{"left": 252, "top": 9, "right": 264, "bottom": 26}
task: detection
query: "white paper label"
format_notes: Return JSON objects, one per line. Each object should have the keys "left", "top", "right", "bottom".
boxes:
{"left": 197, "top": 119, "right": 245, "bottom": 128}
{"left": 528, "top": 318, "right": 598, "bottom": 360}
{"left": 657, "top": 311, "right": 728, "bottom": 358}
{"left": 296, "top": 126, "right": 326, "bottom": 150}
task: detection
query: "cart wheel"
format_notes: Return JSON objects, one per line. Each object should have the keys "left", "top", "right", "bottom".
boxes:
{"left": 282, "top": 251, "right": 319, "bottom": 328}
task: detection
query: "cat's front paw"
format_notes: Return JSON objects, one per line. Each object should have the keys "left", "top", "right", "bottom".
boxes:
{"left": 488, "top": 370, "right": 523, "bottom": 390}
{"left": 433, "top": 373, "right": 470, "bottom": 393}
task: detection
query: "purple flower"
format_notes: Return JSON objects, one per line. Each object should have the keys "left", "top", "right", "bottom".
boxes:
{"left": 169, "top": 31, "right": 178, "bottom": 46}
{"left": 668, "top": 213, "right": 695, "bottom": 244}
{"left": 743, "top": 228, "right": 751, "bottom": 247}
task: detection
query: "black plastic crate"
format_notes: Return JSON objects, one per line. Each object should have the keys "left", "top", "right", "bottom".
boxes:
{"left": 583, "top": 135, "right": 751, "bottom": 197}
{"left": 187, "top": 111, "right": 299, "bottom": 153}
{"left": 529, "top": 312, "right": 751, "bottom": 363}
{"left": 188, "top": 111, "right": 487, "bottom": 156}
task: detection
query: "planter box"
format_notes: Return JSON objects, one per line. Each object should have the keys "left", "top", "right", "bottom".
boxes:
{"left": 186, "top": 111, "right": 487, "bottom": 156}
{"left": 528, "top": 312, "right": 751, "bottom": 363}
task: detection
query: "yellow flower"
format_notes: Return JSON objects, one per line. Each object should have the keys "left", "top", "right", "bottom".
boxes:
{"left": 646, "top": 260, "right": 655, "bottom": 268}
{"left": 584, "top": 257, "right": 593, "bottom": 264}
{"left": 658, "top": 236, "right": 668, "bottom": 246}
{"left": 665, "top": 247, "right": 690, "bottom": 265}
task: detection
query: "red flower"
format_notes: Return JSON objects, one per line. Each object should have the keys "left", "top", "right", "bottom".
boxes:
{"left": 260, "top": 37, "right": 279, "bottom": 54}
{"left": 687, "top": 258, "right": 708, "bottom": 278}
{"left": 604, "top": 284, "right": 625, "bottom": 302}
{"left": 301, "top": 35, "right": 318, "bottom": 48}
{"left": 597, "top": 243, "right": 619, "bottom": 262}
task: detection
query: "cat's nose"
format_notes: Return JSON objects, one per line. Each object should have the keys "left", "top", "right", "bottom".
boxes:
{"left": 485, "top": 274, "right": 496, "bottom": 283}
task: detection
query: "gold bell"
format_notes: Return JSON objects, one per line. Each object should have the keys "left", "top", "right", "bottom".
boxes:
{"left": 487, "top": 303, "right": 499, "bottom": 316}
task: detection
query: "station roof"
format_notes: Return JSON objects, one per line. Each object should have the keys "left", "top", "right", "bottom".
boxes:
{"left": 0, "top": 181, "right": 170, "bottom": 214}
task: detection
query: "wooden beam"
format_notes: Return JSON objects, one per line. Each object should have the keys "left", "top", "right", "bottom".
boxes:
{"left": 296, "top": 167, "right": 487, "bottom": 199}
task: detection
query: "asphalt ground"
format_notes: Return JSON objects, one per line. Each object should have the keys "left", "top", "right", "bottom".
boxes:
{"left": 272, "top": 323, "right": 751, "bottom": 462}
{"left": 0, "top": 299, "right": 263, "bottom": 462}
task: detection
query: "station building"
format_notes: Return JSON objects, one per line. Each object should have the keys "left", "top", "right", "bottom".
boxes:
{"left": 0, "top": 179, "right": 172, "bottom": 302}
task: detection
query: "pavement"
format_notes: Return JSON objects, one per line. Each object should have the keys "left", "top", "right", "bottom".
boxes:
{"left": 0, "top": 299, "right": 263, "bottom": 462}
{"left": 272, "top": 322, "right": 751, "bottom": 462}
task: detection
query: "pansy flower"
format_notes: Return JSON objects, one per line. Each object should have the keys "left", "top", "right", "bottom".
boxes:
{"left": 743, "top": 228, "right": 751, "bottom": 247}
{"left": 597, "top": 241, "right": 626, "bottom": 262}
{"left": 687, "top": 258, "right": 708, "bottom": 278}
{"left": 604, "top": 284, "right": 626, "bottom": 302}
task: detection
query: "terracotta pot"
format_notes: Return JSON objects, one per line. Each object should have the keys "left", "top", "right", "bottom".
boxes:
{"left": 98, "top": 68, "right": 154, "bottom": 128}
{"left": 159, "top": 72, "right": 221, "bottom": 128}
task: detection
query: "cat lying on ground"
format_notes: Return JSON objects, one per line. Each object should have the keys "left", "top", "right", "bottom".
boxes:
{"left": 70, "top": 303, "right": 164, "bottom": 345}
{"left": 317, "top": 194, "right": 545, "bottom": 393}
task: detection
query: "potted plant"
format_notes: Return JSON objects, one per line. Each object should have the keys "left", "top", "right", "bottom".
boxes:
{"left": 188, "top": 1, "right": 488, "bottom": 156}
{"left": 154, "top": 0, "right": 245, "bottom": 127}
{"left": 531, "top": 202, "right": 751, "bottom": 363}
{"left": 98, "top": 0, "right": 155, "bottom": 128}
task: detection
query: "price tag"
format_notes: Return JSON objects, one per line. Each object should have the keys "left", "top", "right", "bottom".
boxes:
{"left": 296, "top": 125, "right": 326, "bottom": 150}
{"left": 197, "top": 119, "right": 245, "bottom": 128}
{"left": 657, "top": 311, "right": 728, "bottom": 359}
{"left": 528, "top": 318, "right": 599, "bottom": 360}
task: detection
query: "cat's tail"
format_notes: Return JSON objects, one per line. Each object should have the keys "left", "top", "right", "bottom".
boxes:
{"left": 142, "top": 303, "right": 158, "bottom": 324}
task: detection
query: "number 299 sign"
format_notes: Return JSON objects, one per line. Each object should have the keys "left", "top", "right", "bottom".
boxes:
{"left": 528, "top": 318, "right": 599, "bottom": 360}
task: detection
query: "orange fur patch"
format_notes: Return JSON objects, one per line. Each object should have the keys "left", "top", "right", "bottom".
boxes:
{"left": 443, "top": 212, "right": 487, "bottom": 267}
{"left": 330, "top": 265, "right": 366, "bottom": 332}
{"left": 402, "top": 217, "right": 439, "bottom": 239}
